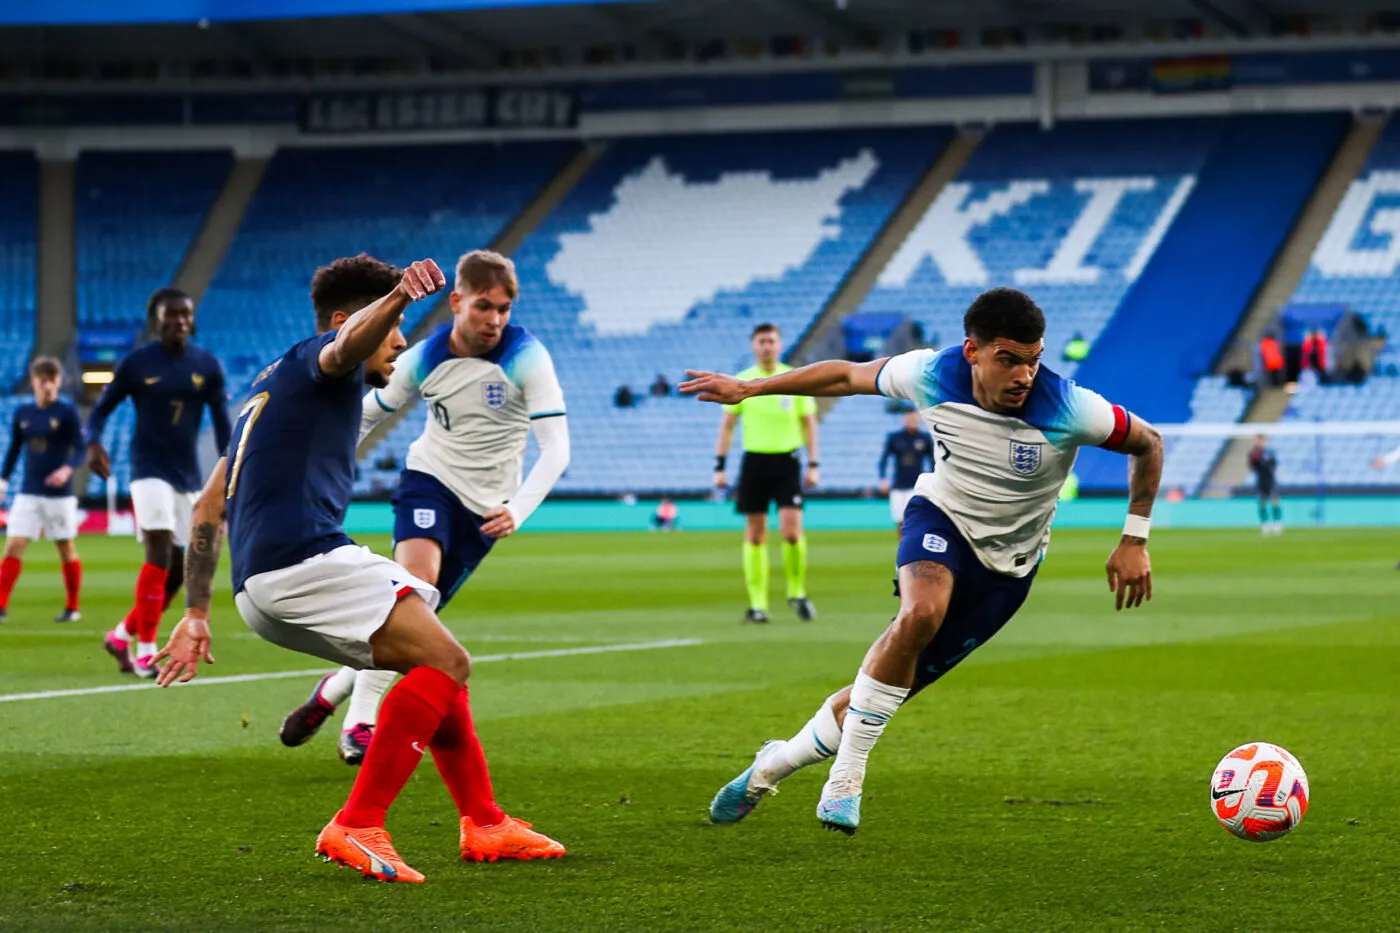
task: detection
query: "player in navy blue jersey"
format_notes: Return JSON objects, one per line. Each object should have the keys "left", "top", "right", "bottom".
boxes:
{"left": 86, "top": 287, "right": 231, "bottom": 678}
{"left": 878, "top": 410, "right": 936, "bottom": 533}
{"left": 0, "top": 357, "right": 86, "bottom": 622}
{"left": 156, "top": 256, "right": 540, "bottom": 884}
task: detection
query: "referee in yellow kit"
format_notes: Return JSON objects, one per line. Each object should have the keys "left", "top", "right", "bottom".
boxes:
{"left": 713, "top": 323, "right": 818, "bottom": 624}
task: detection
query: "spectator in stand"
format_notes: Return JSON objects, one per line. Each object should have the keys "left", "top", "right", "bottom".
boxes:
{"left": 614, "top": 384, "right": 636, "bottom": 409}
{"left": 1258, "top": 334, "right": 1285, "bottom": 388}
{"left": 650, "top": 374, "right": 671, "bottom": 398}
{"left": 1301, "top": 328, "right": 1329, "bottom": 382}
{"left": 1062, "top": 332, "right": 1090, "bottom": 364}
{"left": 652, "top": 498, "right": 679, "bottom": 532}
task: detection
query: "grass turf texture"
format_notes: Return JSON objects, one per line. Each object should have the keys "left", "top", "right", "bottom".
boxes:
{"left": 0, "top": 528, "right": 1396, "bottom": 931}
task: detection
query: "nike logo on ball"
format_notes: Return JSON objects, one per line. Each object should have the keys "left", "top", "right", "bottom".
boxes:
{"left": 1211, "top": 787, "right": 1245, "bottom": 800}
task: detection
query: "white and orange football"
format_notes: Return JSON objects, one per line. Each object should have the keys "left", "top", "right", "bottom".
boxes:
{"left": 1210, "top": 742, "right": 1310, "bottom": 842}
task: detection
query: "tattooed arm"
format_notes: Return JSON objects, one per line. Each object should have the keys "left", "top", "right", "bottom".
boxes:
{"left": 1104, "top": 415, "right": 1163, "bottom": 612}
{"left": 155, "top": 458, "right": 226, "bottom": 686}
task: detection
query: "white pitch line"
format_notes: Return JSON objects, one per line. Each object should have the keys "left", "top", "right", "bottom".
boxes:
{"left": 0, "top": 638, "right": 703, "bottom": 704}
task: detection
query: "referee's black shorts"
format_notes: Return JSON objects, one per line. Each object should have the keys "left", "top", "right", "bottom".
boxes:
{"left": 736, "top": 451, "right": 804, "bottom": 515}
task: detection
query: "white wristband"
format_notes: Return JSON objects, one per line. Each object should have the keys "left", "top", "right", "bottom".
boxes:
{"left": 1123, "top": 514, "right": 1151, "bottom": 540}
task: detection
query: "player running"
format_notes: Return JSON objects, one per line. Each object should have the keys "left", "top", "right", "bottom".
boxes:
{"left": 157, "top": 255, "right": 561, "bottom": 883}
{"left": 878, "top": 409, "right": 935, "bottom": 534}
{"left": 0, "top": 357, "right": 86, "bottom": 622}
{"left": 1249, "top": 435, "right": 1282, "bottom": 536}
{"left": 276, "top": 251, "right": 569, "bottom": 862}
{"left": 88, "top": 287, "right": 230, "bottom": 678}
{"left": 713, "top": 323, "right": 818, "bottom": 624}
{"left": 683, "top": 287, "right": 1161, "bottom": 835}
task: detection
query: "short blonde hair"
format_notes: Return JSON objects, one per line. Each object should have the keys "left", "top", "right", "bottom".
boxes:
{"left": 455, "top": 249, "right": 518, "bottom": 299}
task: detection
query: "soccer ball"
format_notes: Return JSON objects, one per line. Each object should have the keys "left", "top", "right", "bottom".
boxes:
{"left": 1210, "top": 742, "right": 1309, "bottom": 842}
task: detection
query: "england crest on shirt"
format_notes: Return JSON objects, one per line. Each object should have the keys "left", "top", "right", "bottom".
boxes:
{"left": 414, "top": 508, "right": 436, "bottom": 528}
{"left": 1008, "top": 440, "right": 1043, "bottom": 475}
{"left": 483, "top": 381, "right": 508, "bottom": 410}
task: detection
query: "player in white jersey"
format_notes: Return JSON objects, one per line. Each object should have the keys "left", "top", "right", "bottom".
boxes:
{"left": 278, "top": 250, "right": 569, "bottom": 861}
{"left": 682, "top": 287, "right": 1163, "bottom": 834}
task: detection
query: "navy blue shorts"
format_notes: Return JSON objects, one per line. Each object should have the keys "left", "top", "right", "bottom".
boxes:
{"left": 895, "top": 496, "right": 1037, "bottom": 698}
{"left": 391, "top": 470, "right": 495, "bottom": 610}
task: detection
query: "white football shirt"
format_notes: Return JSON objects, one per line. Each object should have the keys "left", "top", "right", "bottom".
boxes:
{"left": 877, "top": 347, "right": 1129, "bottom": 577}
{"left": 364, "top": 323, "right": 566, "bottom": 516}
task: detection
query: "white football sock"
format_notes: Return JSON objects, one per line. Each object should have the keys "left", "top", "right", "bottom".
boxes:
{"left": 343, "top": 669, "right": 396, "bottom": 729}
{"left": 318, "top": 666, "right": 357, "bottom": 707}
{"left": 136, "top": 640, "right": 157, "bottom": 659}
{"left": 824, "top": 671, "right": 908, "bottom": 796}
{"left": 110, "top": 624, "right": 131, "bottom": 644}
{"left": 754, "top": 692, "right": 843, "bottom": 786}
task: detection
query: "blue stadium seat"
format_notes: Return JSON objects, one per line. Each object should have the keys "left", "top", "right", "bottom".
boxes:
{"left": 75, "top": 150, "right": 233, "bottom": 329}
{"left": 0, "top": 151, "right": 38, "bottom": 390}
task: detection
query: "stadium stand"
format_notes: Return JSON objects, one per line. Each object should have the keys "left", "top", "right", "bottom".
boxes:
{"left": 354, "top": 128, "right": 950, "bottom": 495}
{"left": 1165, "top": 116, "right": 1400, "bottom": 494}
{"left": 1071, "top": 112, "right": 1349, "bottom": 490}
{"left": 75, "top": 150, "right": 233, "bottom": 330}
{"left": 199, "top": 140, "right": 578, "bottom": 399}
{"left": 0, "top": 150, "right": 38, "bottom": 391}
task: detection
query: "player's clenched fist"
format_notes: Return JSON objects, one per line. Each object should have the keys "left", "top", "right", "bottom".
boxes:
{"left": 398, "top": 259, "right": 446, "bottom": 301}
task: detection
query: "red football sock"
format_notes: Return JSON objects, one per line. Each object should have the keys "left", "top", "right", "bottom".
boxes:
{"left": 431, "top": 685, "right": 505, "bottom": 827}
{"left": 61, "top": 560, "right": 82, "bottom": 612}
{"left": 132, "top": 562, "right": 169, "bottom": 644}
{"left": 0, "top": 556, "right": 21, "bottom": 609}
{"left": 339, "top": 666, "right": 460, "bottom": 828}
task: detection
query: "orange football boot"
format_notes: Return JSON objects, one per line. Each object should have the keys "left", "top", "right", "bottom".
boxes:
{"left": 316, "top": 817, "right": 425, "bottom": 883}
{"left": 459, "top": 815, "right": 566, "bottom": 862}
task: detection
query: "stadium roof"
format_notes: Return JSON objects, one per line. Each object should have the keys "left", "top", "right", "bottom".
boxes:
{"left": 0, "top": 0, "right": 1390, "bottom": 72}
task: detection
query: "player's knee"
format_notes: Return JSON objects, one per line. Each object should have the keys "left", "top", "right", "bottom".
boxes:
{"left": 897, "top": 598, "right": 944, "bottom": 637}
{"left": 4, "top": 538, "right": 28, "bottom": 559}
{"left": 436, "top": 642, "right": 471, "bottom": 684}
{"left": 143, "top": 532, "right": 174, "bottom": 566}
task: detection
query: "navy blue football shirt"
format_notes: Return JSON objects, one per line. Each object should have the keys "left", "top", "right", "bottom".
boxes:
{"left": 2, "top": 399, "right": 85, "bottom": 497}
{"left": 879, "top": 427, "right": 936, "bottom": 490}
{"left": 86, "top": 341, "right": 232, "bottom": 493}
{"left": 226, "top": 332, "right": 362, "bottom": 594}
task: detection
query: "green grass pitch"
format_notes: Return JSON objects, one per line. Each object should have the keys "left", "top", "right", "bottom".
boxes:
{"left": 0, "top": 526, "right": 1396, "bottom": 931}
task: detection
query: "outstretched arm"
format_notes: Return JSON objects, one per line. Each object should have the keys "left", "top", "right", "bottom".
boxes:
{"left": 1104, "top": 415, "right": 1163, "bottom": 611}
{"left": 318, "top": 260, "right": 444, "bottom": 379}
{"left": 155, "top": 457, "right": 227, "bottom": 686}
{"left": 681, "top": 358, "right": 887, "bottom": 405}
{"left": 205, "top": 364, "right": 232, "bottom": 454}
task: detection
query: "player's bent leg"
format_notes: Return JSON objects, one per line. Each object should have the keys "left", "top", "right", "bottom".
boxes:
{"left": 818, "top": 559, "right": 953, "bottom": 835}
{"left": 321, "top": 595, "right": 465, "bottom": 883}
{"left": 710, "top": 688, "right": 848, "bottom": 824}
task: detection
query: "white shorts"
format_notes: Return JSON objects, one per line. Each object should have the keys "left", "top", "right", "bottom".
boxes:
{"left": 890, "top": 488, "right": 917, "bottom": 524}
{"left": 7, "top": 494, "right": 79, "bottom": 541}
{"left": 130, "top": 478, "right": 197, "bottom": 546}
{"left": 235, "top": 544, "right": 440, "bottom": 669}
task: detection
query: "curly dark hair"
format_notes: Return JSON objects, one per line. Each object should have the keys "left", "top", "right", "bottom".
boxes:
{"left": 963, "top": 287, "right": 1046, "bottom": 345}
{"left": 310, "top": 254, "right": 401, "bottom": 332}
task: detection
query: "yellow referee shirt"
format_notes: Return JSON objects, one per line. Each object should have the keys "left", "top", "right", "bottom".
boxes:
{"left": 725, "top": 364, "right": 817, "bottom": 454}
